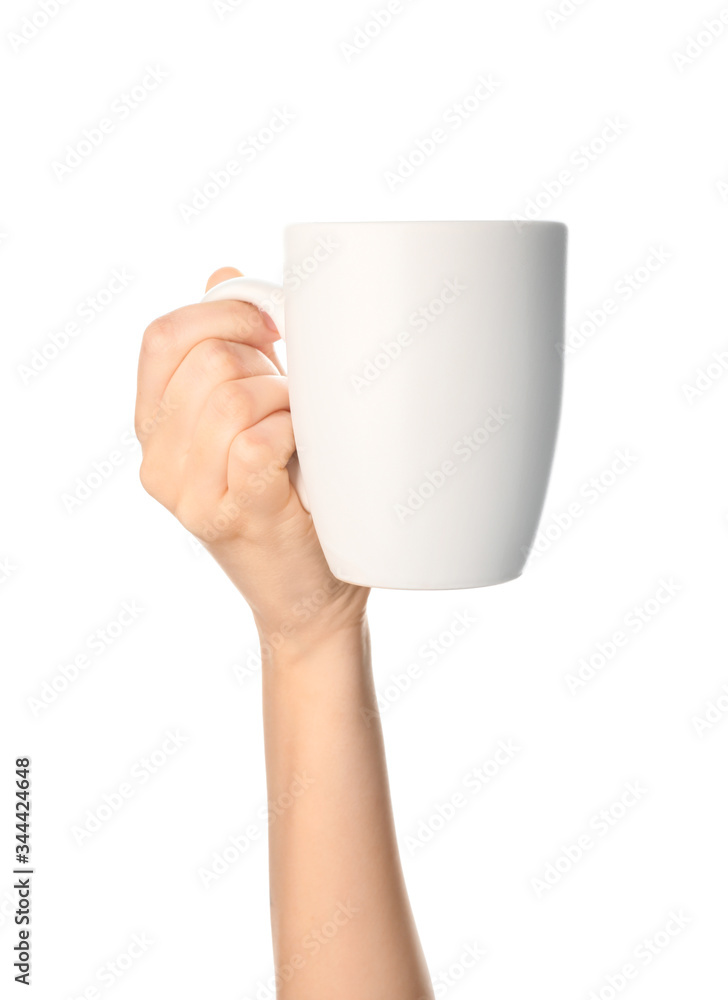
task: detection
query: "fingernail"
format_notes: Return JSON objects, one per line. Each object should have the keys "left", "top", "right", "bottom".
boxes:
{"left": 261, "top": 311, "right": 279, "bottom": 336}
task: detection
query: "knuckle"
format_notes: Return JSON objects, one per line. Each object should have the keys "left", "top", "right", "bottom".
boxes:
{"left": 230, "top": 429, "right": 269, "bottom": 469}
{"left": 142, "top": 312, "right": 179, "bottom": 356}
{"left": 197, "top": 339, "right": 239, "bottom": 378}
{"left": 210, "top": 380, "right": 251, "bottom": 423}
{"left": 139, "top": 458, "right": 163, "bottom": 498}
{"left": 173, "top": 495, "right": 205, "bottom": 535}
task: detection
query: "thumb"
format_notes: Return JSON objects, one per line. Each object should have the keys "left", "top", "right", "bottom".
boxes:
{"left": 204, "top": 266, "right": 285, "bottom": 375}
{"left": 205, "top": 266, "right": 243, "bottom": 293}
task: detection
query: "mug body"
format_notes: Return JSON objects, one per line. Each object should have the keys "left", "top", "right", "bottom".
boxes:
{"left": 283, "top": 221, "right": 567, "bottom": 590}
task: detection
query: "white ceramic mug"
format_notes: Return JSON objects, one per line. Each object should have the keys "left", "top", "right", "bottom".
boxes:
{"left": 201, "top": 221, "right": 567, "bottom": 590}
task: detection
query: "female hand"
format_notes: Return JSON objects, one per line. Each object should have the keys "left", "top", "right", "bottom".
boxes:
{"left": 135, "top": 266, "right": 369, "bottom": 656}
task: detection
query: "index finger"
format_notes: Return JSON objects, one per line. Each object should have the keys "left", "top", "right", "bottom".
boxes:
{"left": 136, "top": 298, "right": 282, "bottom": 431}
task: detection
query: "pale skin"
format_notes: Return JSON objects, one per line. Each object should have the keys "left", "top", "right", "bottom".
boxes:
{"left": 135, "top": 267, "right": 435, "bottom": 999}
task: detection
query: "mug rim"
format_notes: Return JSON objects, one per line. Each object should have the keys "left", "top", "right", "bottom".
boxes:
{"left": 287, "top": 220, "right": 567, "bottom": 231}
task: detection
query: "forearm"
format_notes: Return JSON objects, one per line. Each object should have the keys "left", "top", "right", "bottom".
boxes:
{"left": 260, "top": 621, "right": 434, "bottom": 999}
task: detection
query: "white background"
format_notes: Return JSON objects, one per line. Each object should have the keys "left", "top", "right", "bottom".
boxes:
{"left": 2, "top": 0, "right": 727, "bottom": 998}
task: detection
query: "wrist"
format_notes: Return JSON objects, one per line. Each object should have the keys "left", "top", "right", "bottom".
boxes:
{"left": 256, "top": 613, "right": 371, "bottom": 671}
{"left": 253, "top": 577, "right": 370, "bottom": 668}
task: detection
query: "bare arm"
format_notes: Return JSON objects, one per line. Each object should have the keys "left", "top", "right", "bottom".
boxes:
{"left": 135, "top": 266, "right": 434, "bottom": 999}
{"left": 262, "top": 623, "right": 433, "bottom": 999}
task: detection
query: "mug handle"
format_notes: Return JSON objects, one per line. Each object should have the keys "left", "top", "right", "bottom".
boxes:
{"left": 200, "top": 276, "right": 310, "bottom": 512}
